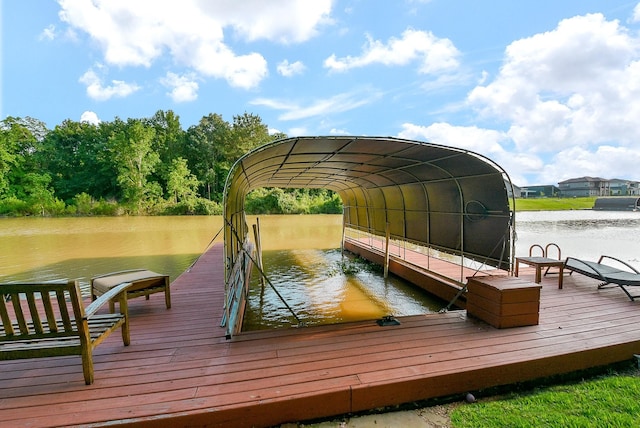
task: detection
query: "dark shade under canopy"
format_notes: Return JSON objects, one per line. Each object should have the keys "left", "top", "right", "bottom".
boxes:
{"left": 223, "top": 136, "right": 515, "bottom": 278}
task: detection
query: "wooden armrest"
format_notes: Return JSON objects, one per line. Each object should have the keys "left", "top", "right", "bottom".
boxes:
{"left": 85, "top": 282, "right": 131, "bottom": 318}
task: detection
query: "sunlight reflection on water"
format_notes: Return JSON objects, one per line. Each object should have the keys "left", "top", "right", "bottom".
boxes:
{"left": 242, "top": 248, "right": 445, "bottom": 331}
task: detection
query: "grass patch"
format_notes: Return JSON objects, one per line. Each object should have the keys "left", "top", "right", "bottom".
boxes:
{"left": 513, "top": 197, "right": 597, "bottom": 211}
{"left": 451, "top": 366, "right": 640, "bottom": 427}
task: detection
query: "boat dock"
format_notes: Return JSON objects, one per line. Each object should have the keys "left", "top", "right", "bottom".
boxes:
{"left": 2, "top": 243, "right": 640, "bottom": 427}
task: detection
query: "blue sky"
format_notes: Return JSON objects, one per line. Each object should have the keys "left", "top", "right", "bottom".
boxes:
{"left": 2, "top": 0, "right": 640, "bottom": 187}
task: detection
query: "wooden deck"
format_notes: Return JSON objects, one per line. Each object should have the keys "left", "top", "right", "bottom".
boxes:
{"left": 2, "top": 243, "right": 640, "bottom": 427}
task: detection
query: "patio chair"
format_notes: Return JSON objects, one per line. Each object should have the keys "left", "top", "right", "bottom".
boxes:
{"left": 564, "top": 255, "right": 640, "bottom": 301}
{"left": 91, "top": 269, "right": 170, "bottom": 312}
{"left": 1, "top": 280, "right": 130, "bottom": 384}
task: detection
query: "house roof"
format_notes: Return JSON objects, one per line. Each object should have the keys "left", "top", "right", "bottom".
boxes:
{"left": 558, "top": 176, "right": 607, "bottom": 184}
{"left": 223, "top": 136, "right": 515, "bottom": 275}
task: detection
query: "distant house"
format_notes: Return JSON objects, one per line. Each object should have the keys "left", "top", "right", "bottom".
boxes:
{"left": 558, "top": 177, "right": 610, "bottom": 197}
{"left": 609, "top": 179, "right": 639, "bottom": 196}
{"left": 559, "top": 177, "right": 640, "bottom": 197}
{"left": 507, "top": 182, "right": 522, "bottom": 198}
{"left": 520, "top": 185, "right": 560, "bottom": 198}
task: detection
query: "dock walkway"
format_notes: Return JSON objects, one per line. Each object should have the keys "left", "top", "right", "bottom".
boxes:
{"left": 1, "top": 243, "right": 640, "bottom": 427}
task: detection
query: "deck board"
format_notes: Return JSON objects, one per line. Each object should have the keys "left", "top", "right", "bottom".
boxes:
{"left": 1, "top": 243, "right": 640, "bottom": 427}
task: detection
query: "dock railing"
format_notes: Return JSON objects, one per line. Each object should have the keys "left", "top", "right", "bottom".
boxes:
{"left": 343, "top": 225, "right": 501, "bottom": 284}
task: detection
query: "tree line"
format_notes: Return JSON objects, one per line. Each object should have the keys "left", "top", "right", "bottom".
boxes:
{"left": 0, "top": 111, "right": 341, "bottom": 216}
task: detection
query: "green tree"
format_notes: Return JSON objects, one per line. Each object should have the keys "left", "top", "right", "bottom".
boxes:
{"left": 39, "top": 119, "right": 117, "bottom": 202}
{"left": 0, "top": 124, "right": 18, "bottom": 197}
{"left": 16, "top": 116, "right": 49, "bottom": 142}
{"left": 185, "top": 113, "right": 232, "bottom": 201}
{"left": 147, "top": 110, "right": 186, "bottom": 195}
{"left": 225, "top": 112, "right": 271, "bottom": 161}
{"left": 0, "top": 112, "right": 326, "bottom": 217}
{"left": 0, "top": 116, "right": 46, "bottom": 199}
{"left": 22, "top": 172, "right": 64, "bottom": 216}
{"left": 185, "top": 113, "right": 272, "bottom": 202}
{"left": 108, "top": 118, "right": 159, "bottom": 213}
{"left": 73, "top": 192, "right": 93, "bottom": 215}
{"left": 167, "top": 157, "right": 199, "bottom": 204}
{"left": 214, "top": 112, "right": 272, "bottom": 200}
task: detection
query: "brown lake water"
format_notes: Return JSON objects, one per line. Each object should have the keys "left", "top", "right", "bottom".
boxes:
{"left": 2, "top": 211, "right": 639, "bottom": 330}
{"left": 0, "top": 216, "right": 224, "bottom": 289}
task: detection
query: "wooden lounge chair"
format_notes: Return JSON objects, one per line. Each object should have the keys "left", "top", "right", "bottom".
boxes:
{"left": 564, "top": 255, "right": 640, "bottom": 301}
{"left": 91, "top": 269, "right": 170, "bottom": 311}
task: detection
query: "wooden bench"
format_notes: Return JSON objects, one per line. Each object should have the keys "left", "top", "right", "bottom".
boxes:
{"left": 0, "top": 280, "right": 130, "bottom": 385}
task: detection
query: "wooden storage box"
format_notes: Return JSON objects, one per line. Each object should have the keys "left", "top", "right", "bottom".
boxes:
{"left": 466, "top": 275, "right": 541, "bottom": 328}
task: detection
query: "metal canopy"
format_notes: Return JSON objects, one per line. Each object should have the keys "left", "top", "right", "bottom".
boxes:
{"left": 223, "top": 136, "right": 515, "bottom": 280}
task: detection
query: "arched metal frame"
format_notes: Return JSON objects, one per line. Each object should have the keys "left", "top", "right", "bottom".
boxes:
{"left": 223, "top": 136, "right": 516, "bottom": 289}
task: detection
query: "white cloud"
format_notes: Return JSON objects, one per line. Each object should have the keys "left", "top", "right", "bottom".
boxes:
{"left": 185, "top": 45, "right": 268, "bottom": 89}
{"left": 160, "top": 72, "right": 199, "bottom": 102}
{"left": 250, "top": 98, "right": 297, "bottom": 111}
{"left": 397, "top": 122, "right": 507, "bottom": 156}
{"left": 632, "top": 3, "right": 640, "bottom": 23}
{"left": 277, "top": 60, "right": 306, "bottom": 77}
{"left": 200, "top": 0, "right": 333, "bottom": 44}
{"left": 80, "top": 111, "right": 100, "bottom": 125}
{"left": 287, "top": 127, "right": 308, "bottom": 136}
{"left": 477, "top": 70, "right": 489, "bottom": 85}
{"left": 468, "top": 13, "right": 640, "bottom": 153}
{"left": 397, "top": 122, "right": 544, "bottom": 186}
{"left": 324, "top": 28, "right": 460, "bottom": 74}
{"left": 251, "top": 90, "right": 381, "bottom": 121}
{"left": 329, "top": 128, "right": 350, "bottom": 135}
{"left": 78, "top": 66, "right": 140, "bottom": 101}
{"left": 543, "top": 145, "right": 640, "bottom": 183}
{"left": 39, "top": 24, "right": 57, "bottom": 41}
{"left": 420, "top": 72, "right": 472, "bottom": 93}
{"left": 57, "top": 0, "right": 333, "bottom": 89}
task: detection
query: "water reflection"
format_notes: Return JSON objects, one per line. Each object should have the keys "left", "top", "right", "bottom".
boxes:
{"left": 242, "top": 215, "right": 447, "bottom": 330}
{"left": 242, "top": 248, "right": 446, "bottom": 331}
